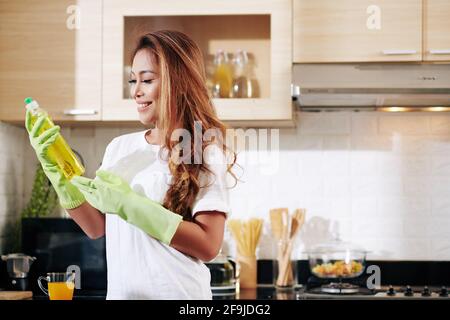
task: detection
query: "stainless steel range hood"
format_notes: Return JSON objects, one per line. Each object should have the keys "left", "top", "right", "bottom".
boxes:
{"left": 292, "top": 63, "right": 450, "bottom": 111}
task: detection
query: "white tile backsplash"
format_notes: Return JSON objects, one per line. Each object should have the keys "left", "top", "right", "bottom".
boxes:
{"left": 295, "top": 175, "right": 324, "bottom": 197}
{"left": 404, "top": 177, "right": 433, "bottom": 197}
{"left": 299, "top": 113, "right": 351, "bottom": 135}
{"left": 379, "top": 114, "right": 431, "bottom": 135}
{"left": 431, "top": 115, "right": 450, "bottom": 135}
{"left": 298, "top": 152, "right": 324, "bottom": 176}
{"left": 431, "top": 196, "right": 450, "bottom": 218}
{"left": 378, "top": 155, "right": 430, "bottom": 177}
{"left": 350, "top": 152, "right": 379, "bottom": 176}
{"left": 351, "top": 135, "right": 392, "bottom": 151}
{"left": 322, "top": 151, "right": 350, "bottom": 176}
{"left": 431, "top": 156, "right": 450, "bottom": 176}
{"left": 297, "top": 135, "right": 323, "bottom": 150}
{"left": 391, "top": 136, "right": 430, "bottom": 155}
{"left": 323, "top": 177, "right": 351, "bottom": 197}
{"left": 402, "top": 219, "right": 432, "bottom": 238}
{"left": 352, "top": 218, "right": 403, "bottom": 238}
{"left": 428, "top": 218, "right": 450, "bottom": 238}
{"left": 351, "top": 176, "right": 380, "bottom": 197}
{"left": 351, "top": 197, "right": 378, "bottom": 218}
{"left": 363, "top": 238, "right": 432, "bottom": 260}
{"left": 430, "top": 238, "right": 450, "bottom": 260}
{"left": 378, "top": 196, "right": 431, "bottom": 218}
{"left": 431, "top": 178, "right": 450, "bottom": 197}
{"left": 328, "top": 197, "right": 352, "bottom": 219}
{"left": 1, "top": 112, "right": 450, "bottom": 260}
{"left": 430, "top": 137, "right": 450, "bottom": 155}
{"left": 322, "top": 135, "right": 351, "bottom": 150}
{"left": 351, "top": 113, "right": 378, "bottom": 136}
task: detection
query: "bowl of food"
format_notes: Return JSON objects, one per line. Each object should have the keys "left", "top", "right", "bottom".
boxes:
{"left": 307, "top": 239, "right": 367, "bottom": 279}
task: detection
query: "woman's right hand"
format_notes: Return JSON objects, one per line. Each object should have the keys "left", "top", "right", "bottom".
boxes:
{"left": 25, "top": 109, "right": 61, "bottom": 171}
{"left": 25, "top": 109, "right": 86, "bottom": 209}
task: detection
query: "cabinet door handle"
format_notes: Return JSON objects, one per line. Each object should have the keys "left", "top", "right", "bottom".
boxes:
{"left": 429, "top": 49, "right": 450, "bottom": 55}
{"left": 63, "top": 109, "right": 98, "bottom": 116}
{"left": 382, "top": 50, "right": 417, "bottom": 55}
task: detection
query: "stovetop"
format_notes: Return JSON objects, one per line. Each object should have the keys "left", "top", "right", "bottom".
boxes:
{"left": 293, "top": 274, "right": 450, "bottom": 299}
{"left": 299, "top": 286, "right": 449, "bottom": 300}
{"left": 213, "top": 284, "right": 450, "bottom": 300}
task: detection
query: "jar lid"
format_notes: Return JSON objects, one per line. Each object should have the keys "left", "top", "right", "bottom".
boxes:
{"left": 308, "top": 238, "right": 366, "bottom": 254}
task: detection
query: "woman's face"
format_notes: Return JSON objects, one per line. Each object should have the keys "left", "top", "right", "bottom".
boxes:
{"left": 129, "top": 49, "right": 161, "bottom": 126}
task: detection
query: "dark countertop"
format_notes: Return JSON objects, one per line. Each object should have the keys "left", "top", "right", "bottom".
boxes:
{"left": 213, "top": 285, "right": 301, "bottom": 300}
{"left": 32, "top": 286, "right": 300, "bottom": 300}
{"left": 33, "top": 290, "right": 107, "bottom": 301}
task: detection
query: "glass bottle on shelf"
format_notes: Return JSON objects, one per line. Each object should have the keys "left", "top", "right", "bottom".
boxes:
{"left": 230, "top": 50, "right": 253, "bottom": 98}
{"left": 212, "top": 50, "right": 233, "bottom": 98}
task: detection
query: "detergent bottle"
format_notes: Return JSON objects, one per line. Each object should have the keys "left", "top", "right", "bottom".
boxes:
{"left": 25, "top": 97, "right": 85, "bottom": 180}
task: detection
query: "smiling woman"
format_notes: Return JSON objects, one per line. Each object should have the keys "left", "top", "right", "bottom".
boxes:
{"left": 25, "top": 30, "right": 239, "bottom": 300}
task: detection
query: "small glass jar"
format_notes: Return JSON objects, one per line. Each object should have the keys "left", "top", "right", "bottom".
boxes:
{"left": 273, "top": 238, "right": 298, "bottom": 289}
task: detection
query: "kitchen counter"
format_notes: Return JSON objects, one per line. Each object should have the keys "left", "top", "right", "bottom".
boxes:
{"left": 26, "top": 286, "right": 450, "bottom": 300}
{"left": 0, "top": 291, "right": 33, "bottom": 300}
{"left": 33, "top": 289, "right": 107, "bottom": 300}
{"left": 214, "top": 285, "right": 301, "bottom": 300}
{"left": 32, "top": 286, "right": 299, "bottom": 300}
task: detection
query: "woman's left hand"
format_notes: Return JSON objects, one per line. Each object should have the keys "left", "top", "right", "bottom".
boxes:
{"left": 71, "top": 170, "right": 133, "bottom": 215}
{"left": 72, "top": 169, "right": 183, "bottom": 245}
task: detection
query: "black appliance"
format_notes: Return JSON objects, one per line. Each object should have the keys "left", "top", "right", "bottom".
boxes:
{"left": 20, "top": 218, "right": 107, "bottom": 299}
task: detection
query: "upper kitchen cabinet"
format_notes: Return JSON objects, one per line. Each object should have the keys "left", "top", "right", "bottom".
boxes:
{"left": 293, "top": 0, "right": 422, "bottom": 63}
{"left": 102, "top": 0, "right": 293, "bottom": 125}
{"left": 423, "top": 0, "right": 450, "bottom": 61}
{"left": 0, "top": 0, "right": 102, "bottom": 122}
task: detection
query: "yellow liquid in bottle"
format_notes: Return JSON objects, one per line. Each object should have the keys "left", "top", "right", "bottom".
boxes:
{"left": 48, "top": 282, "right": 75, "bottom": 300}
{"left": 213, "top": 64, "right": 233, "bottom": 98}
{"left": 29, "top": 112, "right": 85, "bottom": 180}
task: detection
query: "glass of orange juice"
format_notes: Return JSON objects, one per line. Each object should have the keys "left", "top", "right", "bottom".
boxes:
{"left": 38, "top": 272, "right": 75, "bottom": 300}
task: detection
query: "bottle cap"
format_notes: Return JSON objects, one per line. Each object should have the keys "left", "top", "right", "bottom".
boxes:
{"left": 24, "top": 97, "right": 33, "bottom": 105}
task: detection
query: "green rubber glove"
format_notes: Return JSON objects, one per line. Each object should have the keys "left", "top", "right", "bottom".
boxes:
{"left": 25, "top": 110, "right": 86, "bottom": 209}
{"left": 71, "top": 170, "right": 183, "bottom": 245}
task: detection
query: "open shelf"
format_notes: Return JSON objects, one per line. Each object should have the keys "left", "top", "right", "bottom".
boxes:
{"left": 102, "top": 0, "right": 292, "bottom": 124}
{"left": 123, "top": 15, "right": 271, "bottom": 101}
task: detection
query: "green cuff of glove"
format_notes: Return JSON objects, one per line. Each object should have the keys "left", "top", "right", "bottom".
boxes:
{"left": 71, "top": 170, "right": 183, "bottom": 245}
{"left": 51, "top": 172, "right": 86, "bottom": 209}
{"left": 59, "top": 197, "right": 86, "bottom": 210}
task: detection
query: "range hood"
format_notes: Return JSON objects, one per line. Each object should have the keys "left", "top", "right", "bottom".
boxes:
{"left": 292, "top": 63, "right": 450, "bottom": 111}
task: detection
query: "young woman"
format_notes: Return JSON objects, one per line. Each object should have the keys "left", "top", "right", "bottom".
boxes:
{"left": 25, "top": 30, "right": 237, "bottom": 300}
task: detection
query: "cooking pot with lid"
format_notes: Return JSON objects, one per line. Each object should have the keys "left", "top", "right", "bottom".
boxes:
{"left": 307, "top": 238, "right": 367, "bottom": 279}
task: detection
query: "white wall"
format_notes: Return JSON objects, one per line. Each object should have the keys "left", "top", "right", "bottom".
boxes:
{"left": 5, "top": 111, "right": 450, "bottom": 260}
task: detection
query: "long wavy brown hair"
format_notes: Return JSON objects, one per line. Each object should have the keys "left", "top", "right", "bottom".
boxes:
{"left": 131, "top": 30, "right": 238, "bottom": 221}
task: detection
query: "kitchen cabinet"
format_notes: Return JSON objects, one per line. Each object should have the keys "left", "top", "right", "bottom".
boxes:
{"left": 293, "top": 0, "right": 423, "bottom": 63}
{"left": 102, "top": 0, "right": 294, "bottom": 126}
{"left": 423, "top": 0, "right": 450, "bottom": 61}
{"left": 0, "top": 0, "right": 102, "bottom": 122}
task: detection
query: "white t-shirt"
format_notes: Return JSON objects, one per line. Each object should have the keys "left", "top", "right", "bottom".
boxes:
{"left": 98, "top": 130, "right": 231, "bottom": 300}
